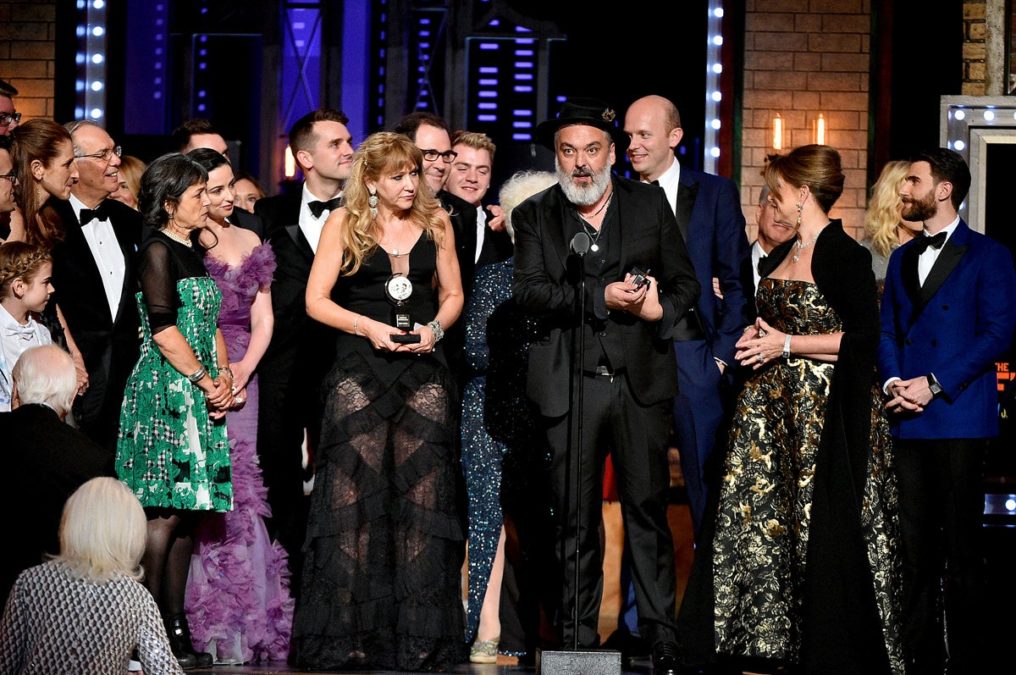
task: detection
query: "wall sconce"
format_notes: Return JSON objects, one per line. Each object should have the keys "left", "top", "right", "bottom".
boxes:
{"left": 814, "top": 112, "right": 826, "bottom": 145}
{"left": 284, "top": 146, "right": 296, "bottom": 179}
{"left": 772, "top": 112, "right": 784, "bottom": 151}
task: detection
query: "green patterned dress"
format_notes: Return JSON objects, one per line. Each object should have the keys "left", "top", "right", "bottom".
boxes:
{"left": 116, "top": 235, "right": 232, "bottom": 512}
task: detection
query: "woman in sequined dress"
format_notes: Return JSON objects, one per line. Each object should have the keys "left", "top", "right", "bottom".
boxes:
{"left": 680, "top": 145, "right": 902, "bottom": 674}
{"left": 459, "top": 171, "right": 556, "bottom": 662}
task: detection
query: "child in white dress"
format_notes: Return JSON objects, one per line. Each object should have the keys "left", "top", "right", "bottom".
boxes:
{"left": 0, "top": 242, "right": 54, "bottom": 411}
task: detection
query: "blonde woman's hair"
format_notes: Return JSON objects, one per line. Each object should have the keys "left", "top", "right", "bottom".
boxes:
{"left": 118, "top": 155, "right": 146, "bottom": 202}
{"left": 56, "top": 477, "right": 147, "bottom": 583}
{"left": 863, "top": 160, "right": 910, "bottom": 259}
{"left": 339, "top": 131, "right": 445, "bottom": 276}
{"left": 498, "top": 170, "right": 557, "bottom": 242}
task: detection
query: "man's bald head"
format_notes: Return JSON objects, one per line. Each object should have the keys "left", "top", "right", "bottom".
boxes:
{"left": 623, "top": 95, "right": 683, "bottom": 182}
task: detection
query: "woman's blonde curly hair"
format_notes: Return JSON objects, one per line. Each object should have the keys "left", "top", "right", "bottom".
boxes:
{"left": 338, "top": 132, "right": 445, "bottom": 276}
{"left": 863, "top": 160, "right": 910, "bottom": 259}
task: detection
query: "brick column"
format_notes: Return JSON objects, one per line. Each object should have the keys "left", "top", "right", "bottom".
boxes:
{"left": 740, "top": 0, "right": 871, "bottom": 241}
{"left": 0, "top": 1, "right": 58, "bottom": 120}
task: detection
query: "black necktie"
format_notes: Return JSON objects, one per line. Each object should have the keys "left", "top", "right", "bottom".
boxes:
{"left": 308, "top": 197, "right": 341, "bottom": 219}
{"left": 79, "top": 205, "right": 108, "bottom": 225}
{"left": 913, "top": 231, "right": 947, "bottom": 255}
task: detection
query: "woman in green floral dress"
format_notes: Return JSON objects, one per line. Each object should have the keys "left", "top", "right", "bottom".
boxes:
{"left": 116, "top": 153, "right": 235, "bottom": 670}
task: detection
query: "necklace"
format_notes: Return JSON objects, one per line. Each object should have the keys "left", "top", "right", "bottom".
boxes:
{"left": 163, "top": 228, "right": 193, "bottom": 247}
{"left": 792, "top": 233, "right": 818, "bottom": 263}
{"left": 579, "top": 192, "right": 613, "bottom": 252}
{"left": 579, "top": 190, "right": 613, "bottom": 222}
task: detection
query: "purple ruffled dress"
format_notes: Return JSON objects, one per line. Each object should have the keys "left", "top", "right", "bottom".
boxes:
{"left": 185, "top": 243, "right": 294, "bottom": 664}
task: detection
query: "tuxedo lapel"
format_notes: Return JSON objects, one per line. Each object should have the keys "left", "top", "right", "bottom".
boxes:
{"left": 901, "top": 243, "right": 921, "bottom": 309}
{"left": 53, "top": 201, "right": 112, "bottom": 322}
{"left": 675, "top": 177, "right": 699, "bottom": 243}
{"left": 919, "top": 240, "right": 966, "bottom": 306}
{"left": 547, "top": 187, "right": 571, "bottom": 269}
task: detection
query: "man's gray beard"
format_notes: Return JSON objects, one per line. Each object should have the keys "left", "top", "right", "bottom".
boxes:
{"left": 555, "top": 159, "right": 611, "bottom": 206}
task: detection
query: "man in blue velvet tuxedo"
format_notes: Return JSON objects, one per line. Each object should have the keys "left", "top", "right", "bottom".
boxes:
{"left": 623, "top": 95, "right": 752, "bottom": 532}
{"left": 879, "top": 148, "right": 1016, "bottom": 674}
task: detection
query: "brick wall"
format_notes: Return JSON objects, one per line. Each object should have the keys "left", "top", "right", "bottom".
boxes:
{"left": 0, "top": 1, "right": 57, "bottom": 121}
{"left": 963, "top": 1, "right": 988, "bottom": 95}
{"left": 740, "top": 0, "right": 871, "bottom": 241}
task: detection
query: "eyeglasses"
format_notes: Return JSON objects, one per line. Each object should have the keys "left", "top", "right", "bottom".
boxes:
{"left": 75, "top": 145, "right": 122, "bottom": 163}
{"left": 0, "top": 172, "right": 15, "bottom": 184}
{"left": 420, "top": 148, "right": 458, "bottom": 163}
{"left": 0, "top": 112, "right": 21, "bottom": 126}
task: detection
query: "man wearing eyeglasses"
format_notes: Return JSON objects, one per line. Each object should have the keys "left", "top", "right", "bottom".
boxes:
{"left": 49, "top": 120, "right": 142, "bottom": 452}
{"left": 0, "top": 79, "right": 19, "bottom": 137}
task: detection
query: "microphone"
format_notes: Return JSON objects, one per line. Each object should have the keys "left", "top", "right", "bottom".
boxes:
{"left": 570, "top": 232, "right": 592, "bottom": 257}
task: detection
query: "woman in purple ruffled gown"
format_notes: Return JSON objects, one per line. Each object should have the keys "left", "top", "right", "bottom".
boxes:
{"left": 183, "top": 149, "right": 294, "bottom": 663}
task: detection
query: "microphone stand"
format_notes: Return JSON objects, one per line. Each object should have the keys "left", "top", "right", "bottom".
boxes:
{"left": 567, "top": 231, "right": 591, "bottom": 652}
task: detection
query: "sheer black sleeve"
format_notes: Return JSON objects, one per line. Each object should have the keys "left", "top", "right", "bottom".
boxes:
{"left": 136, "top": 240, "right": 180, "bottom": 334}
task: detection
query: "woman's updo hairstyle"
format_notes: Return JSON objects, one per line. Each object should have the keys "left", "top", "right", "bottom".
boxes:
{"left": 763, "top": 144, "right": 845, "bottom": 215}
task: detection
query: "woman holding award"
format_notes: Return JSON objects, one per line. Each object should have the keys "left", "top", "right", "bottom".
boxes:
{"left": 296, "top": 131, "right": 465, "bottom": 671}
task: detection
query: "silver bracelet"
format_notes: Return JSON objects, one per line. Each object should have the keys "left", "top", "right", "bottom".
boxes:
{"left": 187, "top": 366, "right": 207, "bottom": 384}
{"left": 353, "top": 314, "right": 361, "bottom": 336}
{"left": 427, "top": 320, "right": 444, "bottom": 342}
{"left": 782, "top": 335, "right": 792, "bottom": 359}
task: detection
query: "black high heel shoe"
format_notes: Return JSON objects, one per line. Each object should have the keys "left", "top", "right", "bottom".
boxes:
{"left": 165, "top": 613, "right": 213, "bottom": 669}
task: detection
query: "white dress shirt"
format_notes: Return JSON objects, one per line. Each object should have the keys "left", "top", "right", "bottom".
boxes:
{"left": 0, "top": 304, "right": 53, "bottom": 412}
{"left": 918, "top": 216, "right": 960, "bottom": 286}
{"left": 474, "top": 206, "right": 487, "bottom": 263}
{"left": 649, "top": 156, "right": 681, "bottom": 214}
{"left": 70, "top": 194, "right": 125, "bottom": 321}
{"left": 751, "top": 239, "right": 766, "bottom": 291}
{"left": 298, "top": 184, "right": 340, "bottom": 255}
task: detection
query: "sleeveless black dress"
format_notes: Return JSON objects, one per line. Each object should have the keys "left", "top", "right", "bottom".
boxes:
{"left": 293, "top": 237, "right": 465, "bottom": 671}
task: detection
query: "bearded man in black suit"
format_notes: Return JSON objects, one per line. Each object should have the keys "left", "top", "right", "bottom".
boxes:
{"left": 512, "top": 100, "right": 699, "bottom": 675}
{"left": 254, "top": 108, "right": 354, "bottom": 583}
{"left": 49, "top": 121, "right": 141, "bottom": 451}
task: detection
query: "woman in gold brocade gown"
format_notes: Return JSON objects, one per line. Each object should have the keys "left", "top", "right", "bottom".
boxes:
{"left": 703, "top": 145, "right": 903, "bottom": 674}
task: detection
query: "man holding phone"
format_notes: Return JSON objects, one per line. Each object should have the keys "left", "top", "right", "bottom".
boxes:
{"left": 512, "top": 99, "right": 699, "bottom": 675}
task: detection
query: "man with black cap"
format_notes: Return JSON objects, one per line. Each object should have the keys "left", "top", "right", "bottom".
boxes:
{"left": 512, "top": 99, "right": 699, "bottom": 675}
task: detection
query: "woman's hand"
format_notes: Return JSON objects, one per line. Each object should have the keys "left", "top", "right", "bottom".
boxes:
{"left": 360, "top": 317, "right": 407, "bottom": 352}
{"left": 200, "top": 373, "right": 234, "bottom": 410}
{"left": 404, "top": 324, "right": 436, "bottom": 354}
{"left": 735, "top": 317, "right": 787, "bottom": 370}
{"left": 231, "top": 385, "right": 248, "bottom": 409}
{"left": 229, "top": 360, "right": 252, "bottom": 393}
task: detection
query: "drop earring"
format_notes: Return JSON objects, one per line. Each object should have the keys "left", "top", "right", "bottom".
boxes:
{"left": 795, "top": 202, "right": 802, "bottom": 228}
{"left": 368, "top": 189, "right": 378, "bottom": 219}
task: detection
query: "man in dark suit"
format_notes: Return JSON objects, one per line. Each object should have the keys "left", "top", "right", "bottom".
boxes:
{"left": 0, "top": 345, "right": 111, "bottom": 605}
{"left": 254, "top": 108, "right": 353, "bottom": 582}
{"left": 879, "top": 148, "right": 1016, "bottom": 674}
{"left": 624, "top": 95, "right": 751, "bottom": 533}
{"left": 513, "top": 99, "right": 699, "bottom": 675}
{"left": 49, "top": 121, "right": 142, "bottom": 451}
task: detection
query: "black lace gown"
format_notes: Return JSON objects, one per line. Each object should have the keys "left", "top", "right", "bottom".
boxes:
{"left": 292, "top": 237, "right": 465, "bottom": 671}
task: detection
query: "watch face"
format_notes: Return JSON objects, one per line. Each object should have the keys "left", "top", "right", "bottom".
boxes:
{"left": 385, "top": 274, "right": 414, "bottom": 303}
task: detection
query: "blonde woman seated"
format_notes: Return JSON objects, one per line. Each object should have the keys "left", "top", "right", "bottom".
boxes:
{"left": 0, "top": 477, "right": 183, "bottom": 673}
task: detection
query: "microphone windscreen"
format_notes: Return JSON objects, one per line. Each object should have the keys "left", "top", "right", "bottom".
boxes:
{"left": 570, "top": 231, "right": 592, "bottom": 256}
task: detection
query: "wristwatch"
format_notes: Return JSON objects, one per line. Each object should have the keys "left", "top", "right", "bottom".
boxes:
{"left": 927, "top": 372, "right": 943, "bottom": 397}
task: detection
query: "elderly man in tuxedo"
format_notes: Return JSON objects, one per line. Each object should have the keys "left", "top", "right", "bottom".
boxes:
{"left": 254, "top": 107, "right": 353, "bottom": 585}
{"left": 512, "top": 99, "right": 699, "bottom": 675}
{"left": 879, "top": 148, "right": 1016, "bottom": 674}
{"left": 49, "top": 121, "right": 141, "bottom": 451}
{"left": 0, "top": 345, "right": 111, "bottom": 605}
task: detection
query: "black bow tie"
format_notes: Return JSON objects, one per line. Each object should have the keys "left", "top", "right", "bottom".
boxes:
{"left": 308, "top": 197, "right": 341, "bottom": 219}
{"left": 79, "top": 205, "right": 108, "bottom": 225}
{"left": 913, "top": 231, "right": 947, "bottom": 254}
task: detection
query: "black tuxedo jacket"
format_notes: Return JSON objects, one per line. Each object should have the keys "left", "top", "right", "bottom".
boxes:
{"left": 438, "top": 190, "right": 512, "bottom": 298}
{"left": 512, "top": 177, "right": 700, "bottom": 417}
{"left": 49, "top": 198, "right": 141, "bottom": 443}
{"left": 254, "top": 191, "right": 335, "bottom": 383}
{"left": 0, "top": 404, "right": 112, "bottom": 604}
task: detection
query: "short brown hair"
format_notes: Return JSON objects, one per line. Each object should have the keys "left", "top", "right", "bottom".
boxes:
{"left": 451, "top": 130, "right": 496, "bottom": 161}
{"left": 171, "top": 118, "right": 219, "bottom": 152}
{"left": 393, "top": 112, "right": 449, "bottom": 142}
{"left": 288, "top": 108, "right": 350, "bottom": 155}
{"left": 763, "top": 144, "right": 844, "bottom": 214}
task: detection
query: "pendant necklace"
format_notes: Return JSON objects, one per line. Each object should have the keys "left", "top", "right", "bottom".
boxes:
{"left": 792, "top": 233, "right": 818, "bottom": 263}
{"left": 580, "top": 191, "right": 613, "bottom": 252}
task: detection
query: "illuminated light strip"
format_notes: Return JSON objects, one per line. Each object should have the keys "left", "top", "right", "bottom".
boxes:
{"left": 703, "top": 0, "right": 724, "bottom": 172}
{"left": 75, "top": 0, "right": 109, "bottom": 121}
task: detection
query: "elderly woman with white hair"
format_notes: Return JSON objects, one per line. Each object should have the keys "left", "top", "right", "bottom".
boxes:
{"left": 460, "top": 170, "right": 557, "bottom": 663}
{"left": 0, "top": 477, "right": 183, "bottom": 673}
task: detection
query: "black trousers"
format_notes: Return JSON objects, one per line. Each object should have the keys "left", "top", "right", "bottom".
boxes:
{"left": 895, "top": 438, "right": 986, "bottom": 675}
{"left": 542, "top": 372, "right": 677, "bottom": 648}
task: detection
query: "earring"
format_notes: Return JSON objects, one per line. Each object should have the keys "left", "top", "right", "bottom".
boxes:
{"left": 795, "top": 202, "right": 802, "bottom": 228}
{"left": 368, "top": 189, "right": 378, "bottom": 219}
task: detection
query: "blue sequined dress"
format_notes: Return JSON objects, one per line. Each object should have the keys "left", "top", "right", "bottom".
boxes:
{"left": 460, "top": 260, "right": 545, "bottom": 652}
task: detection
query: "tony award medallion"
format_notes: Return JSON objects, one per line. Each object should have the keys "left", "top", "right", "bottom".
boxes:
{"left": 385, "top": 273, "right": 419, "bottom": 343}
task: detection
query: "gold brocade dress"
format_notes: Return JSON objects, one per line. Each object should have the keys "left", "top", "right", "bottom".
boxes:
{"left": 712, "top": 278, "right": 902, "bottom": 672}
